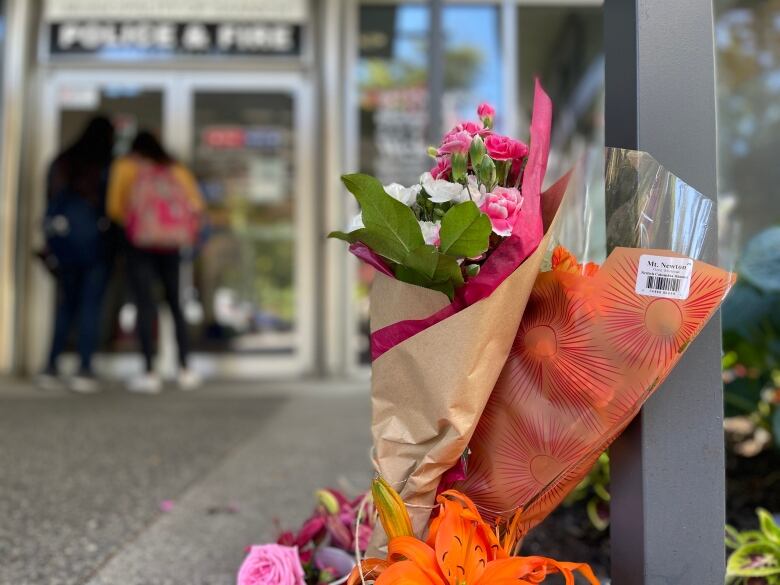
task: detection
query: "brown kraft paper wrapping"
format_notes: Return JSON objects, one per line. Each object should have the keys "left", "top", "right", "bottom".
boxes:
{"left": 367, "top": 175, "right": 570, "bottom": 543}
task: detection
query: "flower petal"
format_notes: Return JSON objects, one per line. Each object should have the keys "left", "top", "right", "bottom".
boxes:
{"left": 347, "top": 558, "right": 391, "bottom": 585}
{"left": 388, "top": 536, "right": 442, "bottom": 583}
{"left": 376, "top": 560, "right": 444, "bottom": 585}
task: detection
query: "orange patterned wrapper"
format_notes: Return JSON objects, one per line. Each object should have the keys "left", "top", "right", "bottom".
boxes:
{"left": 456, "top": 246, "right": 735, "bottom": 532}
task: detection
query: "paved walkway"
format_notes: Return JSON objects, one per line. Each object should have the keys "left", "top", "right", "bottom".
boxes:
{"left": 0, "top": 378, "right": 371, "bottom": 585}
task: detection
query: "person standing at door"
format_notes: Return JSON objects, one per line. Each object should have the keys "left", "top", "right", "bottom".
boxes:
{"left": 38, "top": 115, "right": 116, "bottom": 393}
{"left": 107, "top": 130, "right": 205, "bottom": 394}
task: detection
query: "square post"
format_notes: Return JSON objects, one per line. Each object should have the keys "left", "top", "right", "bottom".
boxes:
{"left": 605, "top": 1, "right": 725, "bottom": 584}
{"left": 427, "top": 0, "right": 444, "bottom": 145}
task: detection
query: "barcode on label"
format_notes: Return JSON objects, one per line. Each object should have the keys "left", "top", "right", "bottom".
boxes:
{"left": 645, "top": 275, "right": 682, "bottom": 293}
{"left": 636, "top": 254, "right": 693, "bottom": 300}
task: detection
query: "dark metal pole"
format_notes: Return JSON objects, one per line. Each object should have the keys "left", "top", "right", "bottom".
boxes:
{"left": 427, "top": 0, "right": 444, "bottom": 145}
{"left": 605, "top": 1, "right": 725, "bottom": 583}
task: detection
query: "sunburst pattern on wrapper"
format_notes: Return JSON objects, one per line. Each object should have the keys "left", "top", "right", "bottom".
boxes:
{"left": 457, "top": 246, "right": 734, "bottom": 533}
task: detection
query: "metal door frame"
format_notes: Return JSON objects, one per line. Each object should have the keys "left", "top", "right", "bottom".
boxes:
{"left": 33, "top": 69, "right": 315, "bottom": 379}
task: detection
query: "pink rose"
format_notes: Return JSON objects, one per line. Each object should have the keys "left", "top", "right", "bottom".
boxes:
{"left": 438, "top": 129, "right": 472, "bottom": 156}
{"left": 484, "top": 134, "right": 529, "bottom": 161}
{"left": 237, "top": 544, "right": 306, "bottom": 585}
{"left": 480, "top": 187, "right": 523, "bottom": 237}
{"left": 430, "top": 157, "right": 452, "bottom": 180}
{"left": 477, "top": 103, "right": 496, "bottom": 127}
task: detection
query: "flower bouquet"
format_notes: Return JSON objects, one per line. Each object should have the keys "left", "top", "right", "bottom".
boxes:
{"left": 348, "top": 478, "right": 599, "bottom": 585}
{"left": 454, "top": 149, "right": 736, "bottom": 532}
{"left": 331, "top": 79, "right": 735, "bottom": 554}
{"left": 330, "top": 81, "right": 570, "bottom": 537}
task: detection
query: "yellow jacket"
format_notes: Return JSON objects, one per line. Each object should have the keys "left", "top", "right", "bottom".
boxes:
{"left": 107, "top": 157, "right": 205, "bottom": 226}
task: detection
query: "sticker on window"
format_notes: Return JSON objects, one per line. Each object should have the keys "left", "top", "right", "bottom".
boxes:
{"left": 635, "top": 254, "right": 693, "bottom": 300}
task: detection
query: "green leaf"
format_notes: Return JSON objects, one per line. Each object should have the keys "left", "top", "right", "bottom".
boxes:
{"left": 394, "top": 265, "right": 455, "bottom": 300}
{"left": 438, "top": 201, "right": 491, "bottom": 257}
{"left": 586, "top": 497, "right": 610, "bottom": 531}
{"left": 436, "top": 254, "right": 464, "bottom": 287}
{"left": 773, "top": 408, "right": 780, "bottom": 451}
{"left": 341, "top": 174, "right": 424, "bottom": 262}
{"left": 727, "top": 543, "right": 780, "bottom": 577}
{"left": 740, "top": 226, "right": 780, "bottom": 293}
{"left": 328, "top": 228, "right": 409, "bottom": 265}
{"left": 759, "top": 509, "right": 780, "bottom": 546}
{"left": 328, "top": 230, "right": 359, "bottom": 243}
{"left": 404, "top": 245, "right": 440, "bottom": 280}
{"left": 394, "top": 245, "right": 464, "bottom": 300}
{"left": 353, "top": 230, "right": 413, "bottom": 265}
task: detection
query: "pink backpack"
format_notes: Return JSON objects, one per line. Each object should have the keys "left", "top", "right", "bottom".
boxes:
{"left": 125, "top": 162, "right": 199, "bottom": 250}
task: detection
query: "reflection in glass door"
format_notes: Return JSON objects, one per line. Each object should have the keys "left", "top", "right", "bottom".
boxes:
{"left": 190, "top": 92, "right": 296, "bottom": 354}
{"left": 55, "top": 83, "right": 166, "bottom": 356}
{"left": 184, "top": 77, "right": 314, "bottom": 376}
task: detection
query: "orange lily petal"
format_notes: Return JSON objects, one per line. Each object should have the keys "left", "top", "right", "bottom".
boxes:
{"left": 551, "top": 560, "right": 601, "bottom": 585}
{"left": 438, "top": 491, "right": 504, "bottom": 560}
{"left": 471, "top": 556, "right": 601, "bottom": 585}
{"left": 473, "top": 558, "right": 542, "bottom": 584}
{"left": 347, "top": 558, "right": 391, "bottom": 585}
{"left": 551, "top": 246, "right": 580, "bottom": 274}
{"left": 388, "top": 537, "right": 443, "bottom": 584}
{"left": 375, "top": 560, "right": 444, "bottom": 585}
{"left": 433, "top": 496, "right": 493, "bottom": 584}
{"left": 583, "top": 261, "right": 599, "bottom": 276}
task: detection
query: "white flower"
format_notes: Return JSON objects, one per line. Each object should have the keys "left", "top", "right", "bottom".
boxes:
{"left": 418, "top": 220, "right": 441, "bottom": 246}
{"left": 349, "top": 212, "right": 364, "bottom": 231}
{"left": 464, "top": 175, "right": 488, "bottom": 207}
{"left": 420, "top": 172, "right": 465, "bottom": 203}
{"left": 383, "top": 182, "right": 421, "bottom": 206}
{"left": 420, "top": 172, "right": 486, "bottom": 205}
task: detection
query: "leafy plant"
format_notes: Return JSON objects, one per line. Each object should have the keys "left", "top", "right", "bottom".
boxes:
{"left": 564, "top": 452, "right": 611, "bottom": 531}
{"left": 330, "top": 173, "right": 491, "bottom": 299}
{"left": 722, "top": 226, "right": 780, "bottom": 454}
{"left": 726, "top": 509, "right": 780, "bottom": 584}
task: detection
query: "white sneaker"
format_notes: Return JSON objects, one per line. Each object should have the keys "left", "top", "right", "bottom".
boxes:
{"left": 177, "top": 369, "right": 202, "bottom": 391}
{"left": 127, "top": 373, "right": 162, "bottom": 395}
{"left": 69, "top": 375, "right": 100, "bottom": 394}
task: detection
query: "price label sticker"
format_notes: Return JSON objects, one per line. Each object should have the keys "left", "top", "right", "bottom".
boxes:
{"left": 635, "top": 254, "right": 693, "bottom": 300}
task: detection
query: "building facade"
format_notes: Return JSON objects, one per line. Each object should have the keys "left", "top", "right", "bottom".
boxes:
{"left": 0, "top": 0, "right": 603, "bottom": 379}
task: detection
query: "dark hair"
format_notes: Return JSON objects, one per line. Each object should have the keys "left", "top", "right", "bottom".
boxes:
{"left": 48, "top": 115, "right": 114, "bottom": 204}
{"left": 64, "top": 115, "right": 115, "bottom": 167}
{"left": 130, "top": 130, "right": 174, "bottom": 165}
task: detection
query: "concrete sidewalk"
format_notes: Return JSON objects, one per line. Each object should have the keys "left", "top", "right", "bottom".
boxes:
{"left": 0, "top": 379, "right": 372, "bottom": 585}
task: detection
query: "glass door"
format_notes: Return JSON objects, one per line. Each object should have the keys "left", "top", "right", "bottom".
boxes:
{"left": 181, "top": 74, "right": 315, "bottom": 377}
{"left": 34, "top": 71, "right": 176, "bottom": 377}
{"left": 36, "top": 71, "right": 314, "bottom": 379}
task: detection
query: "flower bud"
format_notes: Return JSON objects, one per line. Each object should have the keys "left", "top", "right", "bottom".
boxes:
{"left": 371, "top": 476, "right": 414, "bottom": 540}
{"left": 478, "top": 156, "right": 497, "bottom": 191}
{"left": 427, "top": 146, "right": 439, "bottom": 159}
{"left": 469, "top": 135, "right": 486, "bottom": 169}
{"left": 316, "top": 489, "right": 340, "bottom": 515}
{"left": 465, "top": 264, "right": 481, "bottom": 277}
{"left": 477, "top": 102, "right": 496, "bottom": 129}
{"left": 451, "top": 152, "right": 467, "bottom": 182}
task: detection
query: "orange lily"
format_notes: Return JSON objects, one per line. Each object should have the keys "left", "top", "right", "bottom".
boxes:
{"left": 349, "top": 484, "right": 600, "bottom": 585}
{"left": 551, "top": 245, "right": 599, "bottom": 277}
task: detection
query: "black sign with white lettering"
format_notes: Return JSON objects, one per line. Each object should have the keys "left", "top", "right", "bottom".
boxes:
{"left": 48, "top": 21, "right": 302, "bottom": 57}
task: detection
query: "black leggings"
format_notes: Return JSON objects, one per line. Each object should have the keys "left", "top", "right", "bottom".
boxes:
{"left": 126, "top": 247, "right": 190, "bottom": 372}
